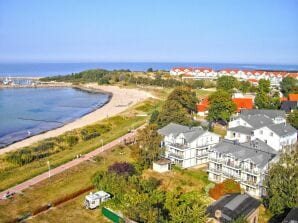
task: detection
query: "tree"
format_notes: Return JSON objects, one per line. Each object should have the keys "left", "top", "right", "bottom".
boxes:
{"left": 165, "top": 190, "right": 208, "bottom": 223}
{"left": 157, "top": 100, "right": 192, "bottom": 128}
{"left": 207, "top": 90, "right": 237, "bottom": 121}
{"left": 254, "top": 91, "right": 280, "bottom": 109}
{"left": 280, "top": 76, "right": 298, "bottom": 96}
{"left": 238, "top": 81, "right": 251, "bottom": 93}
{"left": 147, "top": 68, "right": 154, "bottom": 72}
{"left": 149, "top": 110, "right": 159, "bottom": 124}
{"left": 216, "top": 76, "right": 238, "bottom": 91}
{"left": 131, "top": 124, "right": 163, "bottom": 169}
{"left": 264, "top": 147, "right": 298, "bottom": 216}
{"left": 167, "top": 86, "right": 198, "bottom": 113}
{"left": 258, "top": 79, "right": 270, "bottom": 93}
{"left": 287, "top": 110, "right": 298, "bottom": 129}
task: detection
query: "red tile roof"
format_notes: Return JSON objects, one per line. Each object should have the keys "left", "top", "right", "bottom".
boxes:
{"left": 232, "top": 98, "right": 253, "bottom": 112}
{"left": 197, "top": 98, "right": 209, "bottom": 112}
{"left": 289, "top": 94, "right": 298, "bottom": 101}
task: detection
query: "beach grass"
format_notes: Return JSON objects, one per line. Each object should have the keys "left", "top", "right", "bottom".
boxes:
{"left": 0, "top": 98, "right": 161, "bottom": 191}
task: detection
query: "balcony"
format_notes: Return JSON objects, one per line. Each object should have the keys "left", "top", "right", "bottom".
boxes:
{"left": 168, "top": 143, "right": 190, "bottom": 150}
{"left": 241, "top": 167, "right": 260, "bottom": 175}
{"left": 196, "top": 151, "right": 209, "bottom": 158}
{"left": 168, "top": 152, "right": 184, "bottom": 160}
{"left": 241, "top": 180, "right": 258, "bottom": 188}
{"left": 222, "top": 170, "right": 241, "bottom": 180}
{"left": 209, "top": 157, "right": 223, "bottom": 164}
{"left": 208, "top": 167, "right": 222, "bottom": 175}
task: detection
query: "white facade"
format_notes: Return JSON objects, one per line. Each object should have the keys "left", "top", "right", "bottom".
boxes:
{"left": 225, "top": 112, "right": 296, "bottom": 151}
{"left": 153, "top": 159, "right": 170, "bottom": 173}
{"left": 169, "top": 68, "right": 298, "bottom": 86}
{"left": 254, "top": 126, "right": 297, "bottom": 150}
{"left": 163, "top": 131, "right": 220, "bottom": 168}
{"left": 207, "top": 140, "right": 278, "bottom": 198}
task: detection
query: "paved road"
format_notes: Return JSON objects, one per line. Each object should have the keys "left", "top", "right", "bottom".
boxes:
{"left": 0, "top": 131, "right": 137, "bottom": 199}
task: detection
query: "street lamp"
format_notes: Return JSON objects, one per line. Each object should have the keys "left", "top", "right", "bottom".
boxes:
{"left": 47, "top": 160, "right": 51, "bottom": 178}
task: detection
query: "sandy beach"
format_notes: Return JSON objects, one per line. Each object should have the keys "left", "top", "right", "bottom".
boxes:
{"left": 0, "top": 84, "right": 153, "bottom": 155}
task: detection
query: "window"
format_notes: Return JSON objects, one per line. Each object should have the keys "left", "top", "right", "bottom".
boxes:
{"left": 260, "top": 130, "right": 263, "bottom": 135}
{"left": 270, "top": 132, "right": 273, "bottom": 137}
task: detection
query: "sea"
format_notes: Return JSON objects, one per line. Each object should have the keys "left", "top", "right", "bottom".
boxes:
{"left": 0, "top": 62, "right": 297, "bottom": 148}
{"left": 0, "top": 88, "right": 110, "bottom": 148}
{"left": 0, "top": 62, "right": 298, "bottom": 77}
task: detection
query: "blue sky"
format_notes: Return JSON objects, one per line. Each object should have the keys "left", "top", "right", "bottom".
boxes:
{"left": 0, "top": 0, "right": 297, "bottom": 64}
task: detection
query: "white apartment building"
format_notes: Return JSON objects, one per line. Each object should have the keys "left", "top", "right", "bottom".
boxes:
{"left": 225, "top": 109, "right": 297, "bottom": 151}
{"left": 158, "top": 123, "right": 220, "bottom": 168}
{"left": 208, "top": 139, "right": 278, "bottom": 197}
{"left": 169, "top": 67, "right": 298, "bottom": 86}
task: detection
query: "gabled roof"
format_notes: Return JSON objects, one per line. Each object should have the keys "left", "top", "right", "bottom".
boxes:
{"left": 197, "top": 97, "right": 209, "bottom": 112}
{"left": 213, "top": 139, "right": 277, "bottom": 168}
{"left": 283, "top": 208, "right": 298, "bottom": 223}
{"left": 228, "top": 126, "right": 253, "bottom": 135}
{"left": 266, "top": 123, "right": 297, "bottom": 137}
{"left": 239, "top": 114, "right": 273, "bottom": 129}
{"left": 158, "top": 123, "right": 190, "bottom": 136}
{"left": 207, "top": 193, "right": 261, "bottom": 222}
{"left": 240, "top": 109, "right": 286, "bottom": 119}
{"left": 289, "top": 94, "right": 298, "bottom": 101}
{"left": 232, "top": 98, "right": 253, "bottom": 112}
{"left": 158, "top": 123, "right": 210, "bottom": 143}
{"left": 181, "top": 127, "right": 205, "bottom": 142}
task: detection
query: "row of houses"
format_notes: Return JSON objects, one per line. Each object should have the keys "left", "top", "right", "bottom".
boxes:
{"left": 157, "top": 109, "right": 297, "bottom": 198}
{"left": 170, "top": 67, "right": 298, "bottom": 86}
{"left": 197, "top": 93, "right": 298, "bottom": 115}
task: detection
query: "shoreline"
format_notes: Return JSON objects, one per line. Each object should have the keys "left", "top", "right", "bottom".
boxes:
{"left": 0, "top": 84, "right": 153, "bottom": 155}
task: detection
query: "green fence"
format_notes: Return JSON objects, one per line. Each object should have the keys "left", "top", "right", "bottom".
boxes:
{"left": 102, "top": 207, "right": 124, "bottom": 223}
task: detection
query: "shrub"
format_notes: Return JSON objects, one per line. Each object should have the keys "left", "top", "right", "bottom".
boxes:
{"left": 65, "top": 135, "right": 79, "bottom": 146}
{"left": 108, "top": 162, "right": 136, "bottom": 176}
{"left": 209, "top": 179, "right": 241, "bottom": 200}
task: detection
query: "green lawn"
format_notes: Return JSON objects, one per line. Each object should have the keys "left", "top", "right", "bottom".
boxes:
{"left": 0, "top": 145, "right": 132, "bottom": 223}
{"left": 0, "top": 98, "right": 161, "bottom": 191}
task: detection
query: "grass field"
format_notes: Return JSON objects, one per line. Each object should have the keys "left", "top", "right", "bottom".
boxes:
{"left": 0, "top": 98, "right": 161, "bottom": 191}
{"left": 0, "top": 145, "right": 132, "bottom": 223}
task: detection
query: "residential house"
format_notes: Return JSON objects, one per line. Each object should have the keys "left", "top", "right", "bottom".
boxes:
{"left": 225, "top": 109, "right": 296, "bottom": 151}
{"left": 197, "top": 97, "right": 209, "bottom": 116}
{"left": 232, "top": 98, "right": 253, "bottom": 113}
{"left": 208, "top": 139, "right": 278, "bottom": 197}
{"left": 288, "top": 93, "right": 298, "bottom": 101}
{"left": 207, "top": 193, "right": 261, "bottom": 223}
{"left": 158, "top": 123, "right": 220, "bottom": 168}
{"left": 282, "top": 208, "right": 298, "bottom": 223}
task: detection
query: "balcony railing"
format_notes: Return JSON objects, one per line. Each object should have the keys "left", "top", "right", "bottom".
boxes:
{"left": 209, "top": 158, "right": 263, "bottom": 176}
{"left": 208, "top": 167, "right": 222, "bottom": 174}
{"left": 196, "top": 152, "right": 209, "bottom": 158}
{"left": 168, "top": 152, "right": 184, "bottom": 159}
{"left": 222, "top": 170, "right": 241, "bottom": 180}
{"left": 241, "top": 167, "right": 260, "bottom": 175}
{"left": 168, "top": 143, "right": 189, "bottom": 150}
{"left": 241, "top": 180, "right": 258, "bottom": 187}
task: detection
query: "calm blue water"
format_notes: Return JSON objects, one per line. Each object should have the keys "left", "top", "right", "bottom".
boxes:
{"left": 0, "top": 62, "right": 297, "bottom": 77}
{"left": 0, "top": 88, "right": 110, "bottom": 148}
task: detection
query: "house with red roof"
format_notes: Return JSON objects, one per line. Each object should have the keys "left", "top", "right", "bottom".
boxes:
{"left": 289, "top": 94, "right": 298, "bottom": 101}
{"left": 232, "top": 98, "right": 253, "bottom": 112}
{"left": 197, "top": 98, "right": 209, "bottom": 116}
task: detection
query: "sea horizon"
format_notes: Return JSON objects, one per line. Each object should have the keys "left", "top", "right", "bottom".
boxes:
{"left": 0, "top": 61, "right": 298, "bottom": 77}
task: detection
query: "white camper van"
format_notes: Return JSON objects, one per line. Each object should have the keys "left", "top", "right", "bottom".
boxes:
{"left": 84, "top": 191, "right": 110, "bottom": 209}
